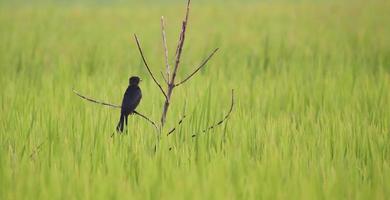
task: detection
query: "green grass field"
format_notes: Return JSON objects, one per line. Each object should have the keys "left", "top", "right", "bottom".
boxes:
{"left": 1, "top": 0, "right": 390, "bottom": 199}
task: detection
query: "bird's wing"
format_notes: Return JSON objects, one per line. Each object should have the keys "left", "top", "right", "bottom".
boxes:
{"left": 122, "top": 87, "right": 142, "bottom": 109}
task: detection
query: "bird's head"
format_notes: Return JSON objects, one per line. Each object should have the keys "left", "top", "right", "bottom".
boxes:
{"left": 129, "top": 76, "right": 141, "bottom": 85}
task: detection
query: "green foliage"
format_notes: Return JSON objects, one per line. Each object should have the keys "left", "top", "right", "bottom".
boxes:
{"left": 0, "top": 1, "right": 389, "bottom": 199}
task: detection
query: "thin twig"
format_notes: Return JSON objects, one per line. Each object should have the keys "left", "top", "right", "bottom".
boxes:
{"left": 133, "top": 111, "right": 158, "bottom": 130}
{"left": 175, "top": 48, "right": 219, "bottom": 87}
{"left": 73, "top": 89, "right": 121, "bottom": 108}
{"left": 192, "top": 89, "right": 234, "bottom": 137}
{"left": 167, "top": 115, "right": 186, "bottom": 135}
{"left": 161, "top": 16, "right": 170, "bottom": 82}
{"left": 167, "top": 101, "right": 187, "bottom": 135}
{"left": 73, "top": 89, "right": 158, "bottom": 129}
{"left": 134, "top": 34, "right": 168, "bottom": 99}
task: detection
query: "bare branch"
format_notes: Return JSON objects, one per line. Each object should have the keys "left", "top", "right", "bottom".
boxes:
{"left": 161, "top": 0, "right": 191, "bottom": 126}
{"left": 175, "top": 48, "right": 219, "bottom": 87}
{"left": 171, "top": 1, "right": 190, "bottom": 82}
{"left": 73, "top": 89, "right": 121, "bottom": 108}
{"left": 133, "top": 111, "right": 159, "bottom": 130}
{"left": 161, "top": 16, "right": 170, "bottom": 82}
{"left": 192, "top": 89, "right": 234, "bottom": 137}
{"left": 73, "top": 89, "right": 158, "bottom": 129}
{"left": 134, "top": 34, "right": 168, "bottom": 99}
{"left": 167, "top": 101, "right": 187, "bottom": 136}
{"left": 167, "top": 115, "right": 186, "bottom": 136}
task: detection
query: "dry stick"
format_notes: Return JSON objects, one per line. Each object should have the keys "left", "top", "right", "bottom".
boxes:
{"left": 175, "top": 48, "right": 219, "bottom": 87}
{"left": 134, "top": 34, "right": 168, "bottom": 100}
{"left": 73, "top": 89, "right": 121, "bottom": 109}
{"left": 167, "top": 101, "right": 187, "bottom": 136}
{"left": 192, "top": 89, "right": 234, "bottom": 137}
{"left": 167, "top": 115, "right": 187, "bottom": 136}
{"left": 72, "top": 89, "right": 158, "bottom": 129}
{"left": 161, "top": 16, "right": 170, "bottom": 81}
{"left": 161, "top": 0, "right": 191, "bottom": 126}
{"left": 133, "top": 111, "right": 158, "bottom": 130}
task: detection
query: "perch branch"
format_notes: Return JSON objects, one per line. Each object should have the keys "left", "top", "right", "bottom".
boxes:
{"left": 133, "top": 111, "right": 158, "bottom": 130}
{"left": 161, "top": 16, "right": 170, "bottom": 82}
{"left": 73, "top": 89, "right": 121, "bottom": 108}
{"left": 192, "top": 89, "right": 234, "bottom": 137}
{"left": 134, "top": 34, "right": 168, "bottom": 99}
{"left": 175, "top": 48, "right": 219, "bottom": 87}
{"left": 73, "top": 89, "right": 158, "bottom": 129}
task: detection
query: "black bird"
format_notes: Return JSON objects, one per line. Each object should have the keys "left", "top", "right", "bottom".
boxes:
{"left": 116, "top": 76, "right": 142, "bottom": 132}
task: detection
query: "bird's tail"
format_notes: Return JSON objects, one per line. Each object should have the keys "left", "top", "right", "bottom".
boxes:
{"left": 116, "top": 114, "right": 125, "bottom": 132}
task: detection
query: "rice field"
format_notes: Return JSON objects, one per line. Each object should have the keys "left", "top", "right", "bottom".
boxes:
{"left": 0, "top": 0, "right": 389, "bottom": 199}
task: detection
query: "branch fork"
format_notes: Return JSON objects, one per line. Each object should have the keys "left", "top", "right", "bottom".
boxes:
{"left": 134, "top": 0, "right": 224, "bottom": 129}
